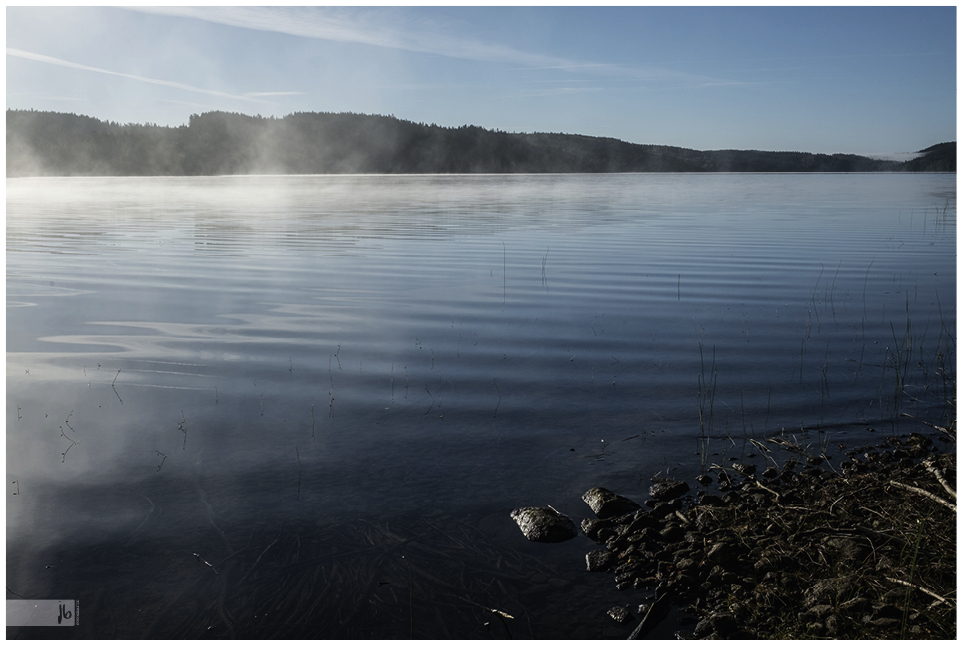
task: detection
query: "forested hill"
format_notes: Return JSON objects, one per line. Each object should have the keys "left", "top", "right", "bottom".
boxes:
{"left": 6, "top": 109, "right": 955, "bottom": 176}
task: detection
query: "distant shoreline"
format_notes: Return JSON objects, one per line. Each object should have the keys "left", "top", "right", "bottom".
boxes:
{"left": 6, "top": 109, "right": 956, "bottom": 177}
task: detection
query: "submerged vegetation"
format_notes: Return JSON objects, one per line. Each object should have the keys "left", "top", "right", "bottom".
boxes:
{"left": 6, "top": 109, "right": 956, "bottom": 177}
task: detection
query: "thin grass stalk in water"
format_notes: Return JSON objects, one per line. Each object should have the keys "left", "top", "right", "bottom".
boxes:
{"left": 697, "top": 343, "right": 717, "bottom": 472}
{"left": 295, "top": 446, "right": 302, "bottom": 501}
{"left": 403, "top": 554, "right": 414, "bottom": 639}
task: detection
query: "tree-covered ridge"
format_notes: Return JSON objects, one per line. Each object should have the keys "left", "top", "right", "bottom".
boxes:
{"left": 901, "top": 142, "right": 956, "bottom": 172}
{"left": 6, "top": 109, "right": 955, "bottom": 176}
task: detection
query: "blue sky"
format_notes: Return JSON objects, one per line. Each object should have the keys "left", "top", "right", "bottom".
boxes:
{"left": 5, "top": 5, "right": 957, "bottom": 155}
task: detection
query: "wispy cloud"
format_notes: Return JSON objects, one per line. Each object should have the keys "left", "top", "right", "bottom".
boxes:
{"left": 134, "top": 6, "right": 720, "bottom": 85}
{"left": 6, "top": 47, "right": 280, "bottom": 104}
{"left": 510, "top": 87, "right": 606, "bottom": 99}
{"left": 510, "top": 63, "right": 615, "bottom": 72}
{"left": 139, "top": 6, "right": 564, "bottom": 67}
{"left": 688, "top": 80, "right": 767, "bottom": 88}
{"left": 245, "top": 91, "right": 306, "bottom": 97}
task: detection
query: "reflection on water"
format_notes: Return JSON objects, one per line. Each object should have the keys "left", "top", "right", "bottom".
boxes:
{"left": 6, "top": 173, "right": 956, "bottom": 638}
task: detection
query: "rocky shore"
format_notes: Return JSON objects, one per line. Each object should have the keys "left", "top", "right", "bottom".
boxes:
{"left": 514, "top": 429, "right": 956, "bottom": 639}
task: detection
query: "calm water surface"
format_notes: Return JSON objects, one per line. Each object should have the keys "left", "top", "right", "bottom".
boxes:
{"left": 6, "top": 174, "right": 955, "bottom": 638}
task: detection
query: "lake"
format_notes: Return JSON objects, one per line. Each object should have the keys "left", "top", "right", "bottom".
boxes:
{"left": 6, "top": 173, "right": 956, "bottom": 639}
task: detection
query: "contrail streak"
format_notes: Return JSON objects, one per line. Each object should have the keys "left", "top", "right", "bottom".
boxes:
{"left": 6, "top": 47, "right": 277, "bottom": 104}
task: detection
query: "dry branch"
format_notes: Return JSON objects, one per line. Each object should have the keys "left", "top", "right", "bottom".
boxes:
{"left": 885, "top": 577, "right": 951, "bottom": 606}
{"left": 889, "top": 480, "right": 957, "bottom": 512}
{"left": 922, "top": 458, "right": 957, "bottom": 499}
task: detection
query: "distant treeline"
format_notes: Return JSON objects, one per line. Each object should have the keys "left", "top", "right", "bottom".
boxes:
{"left": 6, "top": 109, "right": 956, "bottom": 176}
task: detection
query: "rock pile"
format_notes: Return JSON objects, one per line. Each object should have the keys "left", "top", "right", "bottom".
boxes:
{"left": 515, "top": 430, "right": 956, "bottom": 639}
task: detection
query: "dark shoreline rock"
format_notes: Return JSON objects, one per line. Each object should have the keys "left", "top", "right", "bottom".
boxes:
{"left": 648, "top": 478, "right": 690, "bottom": 502}
{"left": 582, "top": 487, "right": 642, "bottom": 519}
{"left": 510, "top": 506, "right": 578, "bottom": 543}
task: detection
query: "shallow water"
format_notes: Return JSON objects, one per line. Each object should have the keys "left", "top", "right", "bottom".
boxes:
{"left": 6, "top": 173, "right": 956, "bottom": 638}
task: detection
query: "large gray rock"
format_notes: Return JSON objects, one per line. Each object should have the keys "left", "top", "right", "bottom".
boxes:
{"left": 581, "top": 487, "right": 642, "bottom": 519}
{"left": 510, "top": 506, "right": 578, "bottom": 543}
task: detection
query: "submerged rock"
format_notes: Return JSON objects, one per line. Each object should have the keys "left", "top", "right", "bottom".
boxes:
{"left": 582, "top": 487, "right": 642, "bottom": 519}
{"left": 510, "top": 506, "right": 578, "bottom": 543}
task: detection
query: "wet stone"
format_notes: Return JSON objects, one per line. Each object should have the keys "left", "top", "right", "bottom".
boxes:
{"left": 607, "top": 605, "right": 633, "bottom": 624}
{"left": 586, "top": 549, "right": 615, "bottom": 572}
{"left": 707, "top": 542, "right": 738, "bottom": 566}
{"left": 651, "top": 501, "right": 676, "bottom": 518}
{"left": 874, "top": 603, "right": 903, "bottom": 619}
{"left": 581, "top": 487, "right": 642, "bottom": 519}
{"left": 660, "top": 524, "right": 685, "bottom": 543}
{"left": 729, "top": 602, "right": 747, "bottom": 619}
{"left": 683, "top": 531, "right": 704, "bottom": 545}
{"left": 580, "top": 517, "right": 604, "bottom": 540}
{"left": 509, "top": 506, "right": 578, "bottom": 543}
{"left": 693, "top": 618, "right": 714, "bottom": 638}
{"left": 649, "top": 478, "right": 690, "bottom": 501}
{"left": 622, "top": 511, "right": 659, "bottom": 536}
{"left": 825, "top": 614, "right": 842, "bottom": 636}
{"left": 839, "top": 597, "right": 871, "bottom": 613}
{"left": 617, "top": 545, "right": 640, "bottom": 561}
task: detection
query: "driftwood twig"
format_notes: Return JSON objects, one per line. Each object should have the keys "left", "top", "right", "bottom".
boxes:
{"left": 754, "top": 480, "right": 782, "bottom": 499}
{"left": 889, "top": 480, "right": 956, "bottom": 512}
{"left": 885, "top": 576, "right": 951, "bottom": 606}
{"left": 921, "top": 458, "right": 956, "bottom": 500}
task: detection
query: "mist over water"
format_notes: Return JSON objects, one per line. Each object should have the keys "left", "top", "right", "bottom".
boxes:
{"left": 6, "top": 173, "right": 955, "bottom": 639}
